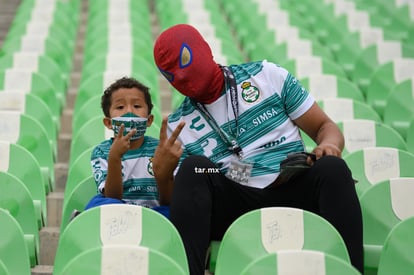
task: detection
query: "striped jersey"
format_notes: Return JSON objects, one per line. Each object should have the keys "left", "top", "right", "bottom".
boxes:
{"left": 91, "top": 135, "right": 160, "bottom": 208}
{"left": 168, "top": 60, "right": 315, "bottom": 188}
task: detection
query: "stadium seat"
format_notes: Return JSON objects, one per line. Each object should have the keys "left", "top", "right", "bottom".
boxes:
{"left": 60, "top": 176, "right": 97, "bottom": 232}
{"left": 65, "top": 147, "right": 93, "bottom": 197}
{"left": 0, "top": 111, "right": 55, "bottom": 193}
{"left": 0, "top": 208, "right": 31, "bottom": 275}
{"left": 0, "top": 171, "right": 39, "bottom": 267}
{"left": 377, "top": 216, "right": 414, "bottom": 275}
{"left": 360, "top": 177, "right": 414, "bottom": 274}
{"left": 0, "top": 91, "right": 58, "bottom": 156}
{"left": 338, "top": 119, "right": 407, "bottom": 155}
{"left": 383, "top": 77, "right": 414, "bottom": 140}
{"left": 281, "top": 56, "right": 347, "bottom": 80}
{"left": 300, "top": 74, "right": 365, "bottom": 102}
{"left": 0, "top": 141, "right": 47, "bottom": 228}
{"left": 343, "top": 147, "right": 414, "bottom": 197}
{"left": 366, "top": 58, "right": 414, "bottom": 120}
{"left": 0, "top": 69, "right": 62, "bottom": 118}
{"left": 350, "top": 41, "right": 402, "bottom": 95}
{"left": 317, "top": 98, "right": 382, "bottom": 123}
{"left": 239, "top": 250, "right": 360, "bottom": 275}
{"left": 214, "top": 207, "right": 350, "bottom": 275}
{"left": 57, "top": 245, "right": 186, "bottom": 275}
{"left": 55, "top": 204, "right": 189, "bottom": 274}
{"left": 0, "top": 52, "right": 67, "bottom": 105}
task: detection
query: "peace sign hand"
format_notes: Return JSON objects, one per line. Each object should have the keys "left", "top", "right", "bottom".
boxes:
{"left": 153, "top": 117, "right": 185, "bottom": 204}
{"left": 110, "top": 124, "right": 137, "bottom": 158}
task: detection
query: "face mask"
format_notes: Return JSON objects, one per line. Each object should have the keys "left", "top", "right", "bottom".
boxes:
{"left": 111, "top": 112, "right": 148, "bottom": 140}
{"left": 153, "top": 24, "right": 224, "bottom": 104}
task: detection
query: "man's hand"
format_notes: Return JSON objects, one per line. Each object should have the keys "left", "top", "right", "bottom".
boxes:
{"left": 153, "top": 117, "right": 185, "bottom": 204}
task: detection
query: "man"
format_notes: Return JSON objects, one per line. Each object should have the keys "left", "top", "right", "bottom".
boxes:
{"left": 152, "top": 24, "right": 363, "bottom": 274}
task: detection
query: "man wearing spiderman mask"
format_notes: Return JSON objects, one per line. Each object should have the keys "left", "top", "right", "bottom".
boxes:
{"left": 152, "top": 24, "right": 363, "bottom": 274}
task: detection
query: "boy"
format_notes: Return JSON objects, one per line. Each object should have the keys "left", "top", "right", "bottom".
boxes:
{"left": 83, "top": 76, "right": 168, "bottom": 217}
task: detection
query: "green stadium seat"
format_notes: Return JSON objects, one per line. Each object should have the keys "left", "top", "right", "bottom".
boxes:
{"left": 0, "top": 91, "right": 58, "bottom": 154}
{"left": 383, "top": 78, "right": 414, "bottom": 140}
{"left": 359, "top": 177, "right": 414, "bottom": 274}
{"left": 0, "top": 69, "right": 62, "bottom": 118}
{"left": 240, "top": 250, "right": 360, "bottom": 275}
{"left": 214, "top": 207, "right": 350, "bottom": 275}
{"left": 0, "top": 171, "right": 39, "bottom": 267}
{"left": 350, "top": 41, "right": 403, "bottom": 96}
{"left": 0, "top": 141, "right": 47, "bottom": 228}
{"left": 366, "top": 58, "right": 414, "bottom": 120}
{"left": 300, "top": 74, "right": 365, "bottom": 102}
{"left": 65, "top": 147, "right": 93, "bottom": 197}
{"left": 0, "top": 52, "right": 67, "bottom": 105}
{"left": 0, "top": 111, "right": 55, "bottom": 193}
{"left": 60, "top": 176, "right": 97, "bottom": 233}
{"left": 338, "top": 119, "right": 407, "bottom": 155}
{"left": 317, "top": 98, "right": 382, "bottom": 123}
{"left": 281, "top": 56, "right": 347, "bottom": 80}
{"left": 343, "top": 147, "right": 414, "bottom": 197}
{"left": 377, "top": 216, "right": 414, "bottom": 275}
{"left": 57, "top": 245, "right": 186, "bottom": 275}
{"left": 55, "top": 204, "right": 188, "bottom": 274}
{"left": 0, "top": 208, "right": 31, "bottom": 275}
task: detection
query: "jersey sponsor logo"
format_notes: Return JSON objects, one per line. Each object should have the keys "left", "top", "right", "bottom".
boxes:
{"left": 252, "top": 107, "right": 279, "bottom": 126}
{"left": 241, "top": 81, "right": 260, "bottom": 103}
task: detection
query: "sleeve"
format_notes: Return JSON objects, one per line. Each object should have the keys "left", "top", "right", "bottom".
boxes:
{"left": 280, "top": 72, "right": 315, "bottom": 120}
{"left": 90, "top": 146, "right": 108, "bottom": 193}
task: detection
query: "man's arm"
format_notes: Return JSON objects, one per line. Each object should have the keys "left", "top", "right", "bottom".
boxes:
{"left": 294, "top": 102, "right": 344, "bottom": 159}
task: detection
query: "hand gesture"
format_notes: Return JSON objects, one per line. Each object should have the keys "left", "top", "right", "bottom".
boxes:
{"left": 110, "top": 124, "right": 137, "bottom": 158}
{"left": 153, "top": 117, "right": 185, "bottom": 177}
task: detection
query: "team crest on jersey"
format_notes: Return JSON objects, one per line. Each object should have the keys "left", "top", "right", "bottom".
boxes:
{"left": 241, "top": 82, "right": 260, "bottom": 103}
{"left": 148, "top": 157, "right": 154, "bottom": 176}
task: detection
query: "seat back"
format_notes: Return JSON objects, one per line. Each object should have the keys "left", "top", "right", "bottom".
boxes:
{"left": 0, "top": 141, "right": 47, "bottom": 227}
{"left": 0, "top": 110, "right": 55, "bottom": 192}
{"left": 338, "top": 119, "right": 407, "bottom": 155}
{"left": 0, "top": 171, "right": 39, "bottom": 266}
{"left": 60, "top": 176, "right": 97, "bottom": 232}
{"left": 55, "top": 204, "right": 188, "bottom": 274}
{"left": 0, "top": 208, "right": 31, "bottom": 275}
{"left": 343, "top": 147, "right": 414, "bottom": 197}
{"left": 378, "top": 216, "right": 414, "bottom": 275}
{"left": 240, "top": 250, "right": 360, "bottom": 275}
{"left": 215, "top": 207, "right": 350, "bottom": 275}
{"left": 361, "top": 177, "right": 414, "bottom": 246}
{"left": 57, "top": 245, "right": 186, "bottom": 275}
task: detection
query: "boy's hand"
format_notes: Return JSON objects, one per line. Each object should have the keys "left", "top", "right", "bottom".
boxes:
{"left": 110, "top": 124, "right": 137, "bottom": 158}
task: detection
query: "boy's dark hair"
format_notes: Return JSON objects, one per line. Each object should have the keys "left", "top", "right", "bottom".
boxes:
{"left": 101, "top": 76, "right": 153, "bottom": 117}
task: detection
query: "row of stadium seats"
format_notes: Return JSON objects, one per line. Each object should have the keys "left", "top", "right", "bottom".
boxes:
{"left": 0, "top": 0, "right": 81, "bottom": 272}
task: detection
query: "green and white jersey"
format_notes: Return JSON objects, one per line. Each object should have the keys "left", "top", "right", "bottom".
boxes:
{"left": 168, "top": 60, "right": 315, "bottom": 188}
{"left": 91, "top": 136, "right": 159, "bottom": 208}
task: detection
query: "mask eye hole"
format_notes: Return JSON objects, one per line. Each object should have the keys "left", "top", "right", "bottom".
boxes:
{"left": 160, "top": 69, "right": 174, "bottom": 82}
{"left": 180, "top": 43, "right": 192, "bottom": 68}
